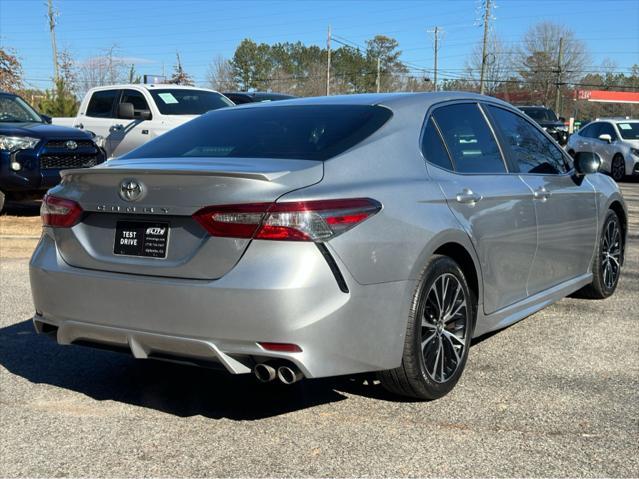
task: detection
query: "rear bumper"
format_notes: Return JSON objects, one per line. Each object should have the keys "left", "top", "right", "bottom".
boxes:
{"left": 29, "top": 233, "right": 413, "bottom": 378}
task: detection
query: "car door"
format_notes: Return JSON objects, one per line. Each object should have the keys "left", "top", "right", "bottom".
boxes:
{"left": 485, "top": 104, "right": 598, "bottom": 294}
{"left": 77, "top": 89, "right": 119, "bottom": 140}
{"left": 424, "top": 102, "right": 537, "bottom": 315}
{"left": 109, "top": 89, "right": 158, "bottom": 158}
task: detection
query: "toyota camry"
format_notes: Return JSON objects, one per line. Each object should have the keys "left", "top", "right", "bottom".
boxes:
{"left": 29, "top": 93, "right": 627, "bottom": 399}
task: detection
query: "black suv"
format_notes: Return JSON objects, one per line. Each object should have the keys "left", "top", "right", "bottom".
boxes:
{"left": 0, "top": 91, "right": 105, "bottom": 212}
{"left": 223, "top": 91, "right": 295, "bottom": 105}
{"left": 518, "top": 106, "right": 569, "bottom": 145}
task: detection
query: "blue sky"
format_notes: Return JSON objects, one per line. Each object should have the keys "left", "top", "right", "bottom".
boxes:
{"left": 1, "top": 0, "right": 638, "bottom": 91}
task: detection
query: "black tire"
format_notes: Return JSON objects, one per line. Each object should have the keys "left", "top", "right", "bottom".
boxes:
{"left": 577, "top": 210, "right": 623, "bottom": 299}
{"left": 611, "top": 154, "right": 625, "bottom": 182}
{"left": 379, "top": 255, "right": 476, "bottom": 400}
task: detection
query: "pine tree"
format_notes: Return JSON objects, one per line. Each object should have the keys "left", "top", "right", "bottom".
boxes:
{"left": 170, "top": 53, "right": 194, "bottom": 86}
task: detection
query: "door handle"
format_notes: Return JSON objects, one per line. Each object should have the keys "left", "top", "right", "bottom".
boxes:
{"left": 456, "top": 188, "right": 483, "bottom": 204}
{"left": 109, "top": 124, "right": 124, "bottom": 132}
{"left": 533, "top": 186, "right": 552, "bottom": 200}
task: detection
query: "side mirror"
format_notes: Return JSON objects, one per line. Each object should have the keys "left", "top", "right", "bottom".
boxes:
{"left": 137, "top": 109, "right": 152, "bottom": 120}
{"left": 598, "top": 133, "right": 612, "bottom": 144}
{"left": 117, "top": 102, "right": 135, "bottom": 119}
{"left": 40, "top": 114, "right": 52, "bottom": 124}
{"left": 574, "top": 151, "right": 601, "bottom": 176}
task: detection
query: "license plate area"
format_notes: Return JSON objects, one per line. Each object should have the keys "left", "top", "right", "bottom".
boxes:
{"left": 114, "top": 221, "right": 169, "bottom": 258}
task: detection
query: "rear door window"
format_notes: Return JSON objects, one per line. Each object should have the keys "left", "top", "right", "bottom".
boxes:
{"left": 487, "top": 105, "right": 569, "bottom": 175}
{"left": 86, "top": 90, "right": 119, "bottom": 118}
{"left": 122, "top": 105, "right": 393, "bottom": 161}
{"left": 421, "top": 118, "right": 453, "bottom": 170}
{"left": 432, "top": 103, "right": 506, "bottom": 174}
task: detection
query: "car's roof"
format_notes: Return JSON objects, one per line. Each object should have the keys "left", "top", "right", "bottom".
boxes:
{"left": 87, "top": 84, "right": 220, "bottom": 93}
{"left": 230, "top": 91, "right": 514, "bottom": 111}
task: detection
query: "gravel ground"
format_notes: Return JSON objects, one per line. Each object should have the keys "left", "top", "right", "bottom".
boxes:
{"left": 0, "top": 184, "right": 637, "bottom": 478}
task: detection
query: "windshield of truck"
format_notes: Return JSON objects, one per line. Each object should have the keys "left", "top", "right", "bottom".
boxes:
{"left": 149, "top": 89, "right": 233, "bottom": 115}
{"left": 616, "top": 122, "right": 639, "bottom": 140}
{"left": 0, "top": 94, "right": 43, "bottom": 123}
{"left": 520, "top": 107, "right": 558, "bottom": 122}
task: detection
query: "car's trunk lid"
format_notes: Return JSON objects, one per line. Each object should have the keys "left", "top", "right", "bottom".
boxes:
{"left": 51, "top": 157, "right": 323, "bottom": 279}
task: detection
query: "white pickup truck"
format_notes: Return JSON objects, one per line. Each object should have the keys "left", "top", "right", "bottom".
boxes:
{"left": 55, "top": 84, "right": 233, "bottom": 158}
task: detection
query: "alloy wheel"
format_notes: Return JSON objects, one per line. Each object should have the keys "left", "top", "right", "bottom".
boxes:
{"left": 421, "top": 273, "right": 468, "bottom": 383}
{"left": 611, "top": 157, "right": 625, "bottom": 181}
{"left": 601, "top": 218, "right": 621, "bottom": 289}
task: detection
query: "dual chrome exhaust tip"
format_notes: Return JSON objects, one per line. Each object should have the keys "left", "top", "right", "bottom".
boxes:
{"left": 254, "top": 362, "right": 303, "bottom": 385}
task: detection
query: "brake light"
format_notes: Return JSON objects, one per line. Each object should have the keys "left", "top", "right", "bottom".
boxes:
{"left": 41, "top": 194, "right": 83, "bottom": 227}
{"left": 192, "top": 198, "right": 381, "bottom": 242}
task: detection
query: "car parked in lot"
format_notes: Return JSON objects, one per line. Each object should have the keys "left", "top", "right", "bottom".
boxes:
{"left": 518, "top": 105, "right": 569, "bottom": 145}
{"left": 0, "top": 91, "right": 105, "bottom": 212}
{"left": 54, "top": 84, "right": 233, "bottom": 158}
{"left": 566, "top": 118, "right": 639, "bottom": 181}
{"left": 223, "top": 91, "right": 295, "bottom": 104}
{"left": 30, "top": 92, "right": 627, "bottom": 399}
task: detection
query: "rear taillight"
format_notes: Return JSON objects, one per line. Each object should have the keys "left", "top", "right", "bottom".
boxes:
{"left": 192, "top": 198, "right": 381, "bottom": 242}
{"left": 41, "top": 194, "right": 83, "bottom": 227}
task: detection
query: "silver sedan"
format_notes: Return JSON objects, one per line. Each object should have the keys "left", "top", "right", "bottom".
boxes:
{"left": 30, "top": 93, "right": 627, "bottom": 400}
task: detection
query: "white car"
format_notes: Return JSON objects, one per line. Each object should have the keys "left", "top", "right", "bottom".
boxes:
{"left": 566, "top": 118, "right": 639, "bottom": 181}
{"left": 54, "top": 84, "right": 233, "bottom": 158}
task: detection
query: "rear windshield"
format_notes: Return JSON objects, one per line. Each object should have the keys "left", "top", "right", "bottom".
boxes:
{"left": 123, "top": 105, "right": 393, "bottom": 161}
{"left": 616, "top": 122, "right": 639, "bottom": 140}
{"left": 520, "top": 107, "right": 558, "bottom": 122}
{"left": 149, "top": 89, "right": 233, "bottom": 115}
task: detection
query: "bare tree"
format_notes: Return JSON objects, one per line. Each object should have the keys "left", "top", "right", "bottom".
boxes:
{"left": 465, "top": 34, "right": 511, "bottom": 94}
{"left": 515, "top": 22, "right": 589, "bottom": 105}
{"left": 78, "top": 45, "right": 128, "bottom": 95}
{"left": 206, "top": 55, "right": 237, "bottom": 91}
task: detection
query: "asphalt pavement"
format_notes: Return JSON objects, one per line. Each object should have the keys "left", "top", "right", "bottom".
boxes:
{"left": 0, "top": 184, "right": 637, "bottom": 477}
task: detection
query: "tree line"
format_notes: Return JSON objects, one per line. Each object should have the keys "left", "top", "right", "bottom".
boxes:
{"left": 1, "top": 21, "right": 637, "bottom": 120}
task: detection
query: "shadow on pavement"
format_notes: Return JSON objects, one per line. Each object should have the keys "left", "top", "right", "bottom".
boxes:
{"left": 0, "top": 319, "right": 410, "bottom": 420}
{"left": 1, "top": 201, "right": 41, "bottom": 217}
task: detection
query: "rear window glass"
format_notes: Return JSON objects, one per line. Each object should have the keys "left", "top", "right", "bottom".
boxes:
{"left": 123, "top": 105, "right": 393, "bottom": 161}
{"left": 149, "top": 89, "right": 233, "bottom": 115}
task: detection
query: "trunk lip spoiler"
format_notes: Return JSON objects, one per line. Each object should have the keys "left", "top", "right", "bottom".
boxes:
{"left": 60, "top": 157, "right": 323, "bottom": 182}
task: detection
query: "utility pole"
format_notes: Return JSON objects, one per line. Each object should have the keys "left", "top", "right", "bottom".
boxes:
{"left": 428, "top": 26, "right": 441, "bottom": 91}
{"left": 555, "top": 36, "right": 564, "bottom": 113}
{"left": 326, "top": 25, "right": 331, "bottom": 96}
{"left": 376, "top": 56, "right": 381, "bottom": 93}
{"left": 479, "top": 0, "right": 492, "bottom": 95}
{"left": 47, "top": 0, "right": 59, "bottom": 84}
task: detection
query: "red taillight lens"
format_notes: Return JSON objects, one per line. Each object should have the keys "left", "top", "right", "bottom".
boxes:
{"left": 41, "top": 194, "right": 83, "bottom": 227}
{"left": 192, "top": 198, "right": 381, "bottom": 242}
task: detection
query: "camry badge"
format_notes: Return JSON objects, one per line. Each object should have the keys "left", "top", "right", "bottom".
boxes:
{"left": 65, "top": 140, "right": 78, "bottom": 150}
{"left": 119, "top": 179, "right": 144, "bottom": 202}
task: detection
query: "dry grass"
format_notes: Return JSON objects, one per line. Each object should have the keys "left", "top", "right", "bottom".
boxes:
{"left": 0, "top": 215, "right": 42, "bottom": 259}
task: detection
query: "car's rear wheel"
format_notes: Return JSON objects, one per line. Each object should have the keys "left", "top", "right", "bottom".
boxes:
{"left": 577, "top": 210, "right": 623, "bottom": 299}
{"left": 379, "top": 255, "right": 475, "bottom": 400}
{"left": 611, "top": 154, "right": 625, "bottom": 182}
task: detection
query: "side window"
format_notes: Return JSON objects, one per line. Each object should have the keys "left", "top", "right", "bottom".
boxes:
{"left": 581, "top": 122, "right": 600, "bottom": 138}
{"left": 421, "top": 118, "right": 453, "bottom": 170}
{"left": 487, "top": 105, "right": 568, "bottom": 175}
{"left": 121, "top": 90, "right": 151, "bottom": 118}
{"left": 432, "top": 103, "right": 505, "bottom": 174}
{"left": 86, "top": 90, "right": 118, "bottom": 118}
{"left": 598, "top": 122, "right": 617, "bottom": 140}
